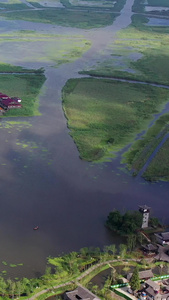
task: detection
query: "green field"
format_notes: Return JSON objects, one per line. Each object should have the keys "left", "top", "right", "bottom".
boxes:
{"left": 0, "top": 64, "right": 45, "bottom": 117}
{"left": 62, "top": 78, "right": 169, "bottom": 161}
{"left": 0, "top": 9, "right": 118, "bottom": 29}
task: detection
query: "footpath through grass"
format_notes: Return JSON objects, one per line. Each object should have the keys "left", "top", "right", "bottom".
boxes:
{"left": 62, "top": 78, "right": 169, "bottom": 161}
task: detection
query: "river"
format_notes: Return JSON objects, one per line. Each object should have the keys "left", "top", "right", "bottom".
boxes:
{"left": 0, "top": 0, "right": 168, "bottom": 279}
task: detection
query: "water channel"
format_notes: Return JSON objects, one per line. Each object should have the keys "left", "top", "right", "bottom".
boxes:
{"left": 0, "top": 0, "right": 169, "bottom": 279}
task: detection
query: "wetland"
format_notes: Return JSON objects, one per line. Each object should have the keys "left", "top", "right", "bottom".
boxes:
{"left": 0, "top": 0, "right": 169, "bottom": 281}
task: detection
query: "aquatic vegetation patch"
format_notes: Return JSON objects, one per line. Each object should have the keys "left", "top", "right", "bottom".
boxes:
{"left": 16, "top": 140, "right": 40, "bottom": 150}
{"left": 81, "top": 19, "right": 169, "bottom": 85}
{"left": 44, "top": 37, "right": 91, "bottom": 66}
{"left": 15, "top": 139, "right": 53, "bottom": 170}
{"left": 0, "top": 121, "right": 32, "bottom": 129}
{"left": 0, "top": 33, "right": 91, "bottom": 67}
{"left": 62, "top": 78, "right": 169, "bottom": 161}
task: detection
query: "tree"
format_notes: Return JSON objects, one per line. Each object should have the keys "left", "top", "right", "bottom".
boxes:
{"left": 64, "top": 251, "right": 78, "bottom": 274}
{"left": 106, "top": 210, "right": 122, "bottom": 231}
{"left": 80, "top": 247, "right": 89, "bottom": 258}
{"left": 127, "top": 234, "right": 136, "bottom": 252}
{"left": 119, "top": 244, "right": 127, "bottom": 259}
{"left": 109, "top": 244, "right": 116, "bottom": 256}
{"left": 137, "top": 232, "right": 143, "bottom": 245}
{"left": 7, "top": 279, "right": 16, "bottom": 299}
{"left": 110, "top": 268, "right": 117, "bottom": 285}
{"left": 121, "top": 211, "right": 142, "bottom": 234}
{"left": 16, "top": 281, "right": 24, "bottom": 298}
{"left": 130, "top": 266, "right": 140, "bottom": 292}
{"left": 106, "top": 210, "right": 143, "bottom": 235}
{"left": 104, "top": 244, "right": 117, "bottom": 257}
{"left": 150, "top": 217, "right": 160, "bottom": 228}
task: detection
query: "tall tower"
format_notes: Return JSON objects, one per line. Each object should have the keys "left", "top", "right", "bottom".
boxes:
{"left": 139, "top": 205, "right": 150, "bottom": 228}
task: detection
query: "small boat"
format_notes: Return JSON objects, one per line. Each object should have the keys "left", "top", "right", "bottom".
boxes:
{"left": 33, "top": 226, "right": 39, "bottom": 230}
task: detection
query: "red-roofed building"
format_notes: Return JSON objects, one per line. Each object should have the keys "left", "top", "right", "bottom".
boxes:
{"left": 0, "top": 93, "right": 22, "bottom": 110}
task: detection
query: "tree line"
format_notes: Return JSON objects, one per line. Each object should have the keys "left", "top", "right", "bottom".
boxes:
{"left": 0, "top": 244, "right": 140, "bottom": 299}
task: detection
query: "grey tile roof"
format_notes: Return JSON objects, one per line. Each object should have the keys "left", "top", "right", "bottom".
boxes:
{"left": 127, "top": 270, "right": 154, "bottom": 281}
{"left": 65, "top": 286, "right": 101, "bottom": 300}
{"left": 145, "top": 279, "right": 160, "bottom": 291}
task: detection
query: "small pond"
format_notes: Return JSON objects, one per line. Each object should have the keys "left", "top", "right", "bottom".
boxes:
{"left": 147, "top": 17, "right": 169, "bottom": 26}
{"left": 90, "top": 264, "right": 169, "bottom": 289}
{"left": 90, "top": 265, "right": 136, "bottom": 288}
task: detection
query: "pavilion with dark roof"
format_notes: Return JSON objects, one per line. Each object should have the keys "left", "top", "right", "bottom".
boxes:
{"left": 64, "top": 286, "right": 101, "bottom": 300}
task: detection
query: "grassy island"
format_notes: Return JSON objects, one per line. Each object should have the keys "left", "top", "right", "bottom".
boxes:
{"left": 62, "top": 78, "right": 169, "bottom": 161}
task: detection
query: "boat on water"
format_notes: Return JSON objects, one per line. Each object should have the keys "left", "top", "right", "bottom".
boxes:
{"left": 33, "top": 226, "right": 39, "bottom": 230}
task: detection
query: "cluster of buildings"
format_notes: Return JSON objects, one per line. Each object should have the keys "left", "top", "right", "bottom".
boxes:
{"left": 0, "top": 92, "right": 22, "bottom": 114}
{"left": 127, "top": 272, "right": 169, "bottom": 300}
{"left": 64, "top": 206, "right": 169, "bottom": 300}
{"left": 140, "top": 278, "right": 169, "bottom": 300}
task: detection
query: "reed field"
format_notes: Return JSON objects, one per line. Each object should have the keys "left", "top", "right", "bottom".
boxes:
{"left": 62, "top": 78, "right": 169, "bottom": 161}
{"left": 0, "top": 8, "right": 118, "bottom": 28}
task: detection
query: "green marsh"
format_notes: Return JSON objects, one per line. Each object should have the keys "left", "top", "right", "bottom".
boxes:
{"left": 62, "top": 78, "right": 169, "bottom": 161}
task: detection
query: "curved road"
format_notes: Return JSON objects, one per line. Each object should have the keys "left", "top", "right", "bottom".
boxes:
{"left": 27, "top": 258, "right": 140, "bottom": 300}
